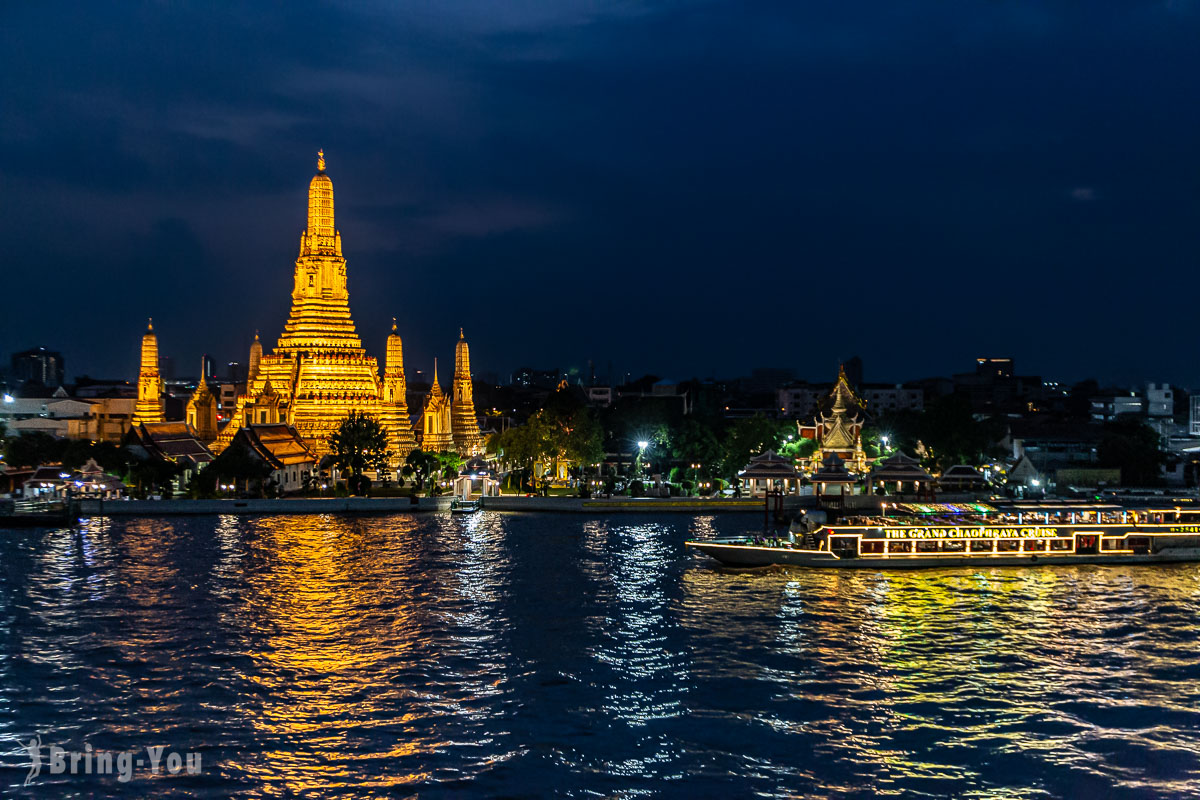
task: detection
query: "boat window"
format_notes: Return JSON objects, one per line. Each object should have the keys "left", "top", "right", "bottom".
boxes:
{"left": 831, "top": 537, "right": 858, "bottom": 556}
{"left": 1024, "top": 539, "right": 1047, "bottom": 552}
{"left": 887, "top": 541, "right": 913, "bottom": 554}
{"left": 943, "top": 541, "right": 966, "bottom": 552}
{"left": 1050, "top": 539, "right": 1072, "bottom": 551}
{"left": 1101, "top": 538, "right": 1124, "bottom": 551}
{"left": 997, "top": 540, "right": 1021, "bottom": 552}
{"left": 861, "top": 541, "right": 884, "bottom": 555}
{"left": 969, "top": 540, "right": 994, "bottom": 553}
{"left": 916, "top": 540, "right": 939, "bottom": 553}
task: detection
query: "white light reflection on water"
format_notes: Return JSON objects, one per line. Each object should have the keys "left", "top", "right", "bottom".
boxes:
{"left": 583, "top": 519, "right": 690, "bottom": 782}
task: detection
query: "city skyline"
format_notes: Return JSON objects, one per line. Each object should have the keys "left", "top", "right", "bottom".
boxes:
{"left": 2, "top": 2, "right": 1198, "bottom": 386}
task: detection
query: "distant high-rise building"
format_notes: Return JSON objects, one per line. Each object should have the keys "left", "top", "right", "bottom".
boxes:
{"left": 201, "top": 354, "right": 216, "bottom": 379}
{"left": 976, "top": 358, "right": 1015, "bottom": 379}
{"left": 11, "top": 347, "right": 65, "bottom": 389}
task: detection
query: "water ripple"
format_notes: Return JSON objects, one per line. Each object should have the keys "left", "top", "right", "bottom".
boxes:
{"left": 2, "top": 513, "right": 1199, "bottom": 797}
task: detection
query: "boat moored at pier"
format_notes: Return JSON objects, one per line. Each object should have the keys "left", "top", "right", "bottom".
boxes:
{"left": 686, "top": 502, "right": 1200, "bottom": 568}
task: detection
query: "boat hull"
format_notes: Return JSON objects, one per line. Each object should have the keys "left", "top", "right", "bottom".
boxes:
{"left": 685, "top": 541, "right": 1200, "bottom": 569}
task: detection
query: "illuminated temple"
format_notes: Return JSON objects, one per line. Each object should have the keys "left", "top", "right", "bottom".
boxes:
{"left": 199, "top": 152, "right": 491, "bottom": 463}
{"left": 802, "top": 366, "right": 868, "bottom": 472}
{"left": 212, "top": 152, "right": 419, "bottom": 461}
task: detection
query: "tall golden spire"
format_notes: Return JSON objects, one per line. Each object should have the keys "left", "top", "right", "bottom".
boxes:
{"left": 305, "top": 151, "right": 336, "bottom": 245}
{"left": 278, "top": 151, "right": 357, "bottom": 353}
{"left": 133, "top": 319, "right": 165, "bottom": 425}
{"left": 381, "top": 317, "right": 416, "bottom": 457}
{"left": 247, "top": 330, "right": 263, "bottom": 384}
{"left": 451, "top": 328, "right": 484, "bottom": 456}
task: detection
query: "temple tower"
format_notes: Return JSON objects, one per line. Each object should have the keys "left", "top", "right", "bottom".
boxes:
{"left": 276, "top": 148, "right": 360, "bottom": 353}
{"left": 421, "top": 360, "right": 454, "bottom": 452}
{"left": 451, "top": 328, "right": 485, "bottom": 456}
{"left": 381, "top": 319, "right": 418, "bottom": 458}
{"left": 247, "top": 332, "right": 262, "bottom": 384}
{"left": 185, "top": 357, "right": 219, "bottom": 442}
{"left": 133, "top": 319, "right": 165, "bottom": 425}
{"left": 211, "top": 152, "right": 407, "bottom": 457}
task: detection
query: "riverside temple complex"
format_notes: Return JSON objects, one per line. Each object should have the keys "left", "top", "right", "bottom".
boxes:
{"left": 132, "top": 152, "right": 486, "bottom": 464}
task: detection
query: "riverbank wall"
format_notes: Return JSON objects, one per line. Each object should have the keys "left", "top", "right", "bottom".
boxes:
{"left": 66, "top": 495, "right": 813, "bottom": 518}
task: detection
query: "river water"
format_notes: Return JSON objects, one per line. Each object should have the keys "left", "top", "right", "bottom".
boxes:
{"left": 2, "top": 512, "right": 1199, "bottom": 798}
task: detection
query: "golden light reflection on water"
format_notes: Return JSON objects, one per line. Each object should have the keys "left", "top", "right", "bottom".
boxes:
{"left": 218, "top": 512, "right": 521, "bottom": 793}
{"left": 681, "top": 562, "right": 1200, "bottom": 797}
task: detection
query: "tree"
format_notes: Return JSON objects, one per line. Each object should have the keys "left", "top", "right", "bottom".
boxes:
{"left": 402, "top": 449, "right": 442, "bottom": 496}
{"left": 490, "top": 388, "right": 605, "bottom": 493}
{"left": 721, "top": 415, "right": 789, "bottom": 480}
{"left": 3, "top": 431, "right": 60, "bottom": 468}
{"left": 1099, "top": 419, "right": 1165, "bottom": 487}
{"left": 435, "top": 451, "right": 463, "bottom": 486}
{"left": 671, "top": 419, "right": 722, "bottom": 476}
{"left": 881, "top": 395, "right": 1005, "bottom": 471}
{"left": 328, "top": 412, "right": 391, "bottom": 489}
{"left": 781, "top": 436, "right": 818, "bottom": 460}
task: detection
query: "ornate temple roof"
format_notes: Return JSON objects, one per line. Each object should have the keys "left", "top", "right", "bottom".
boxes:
{"left": 235, "top": 424, "right": 318, "bottom": 468}
{"left": 868, "top": 451, "right": 932, "bottom": 482}
{"left": 938, "top": 464, "right": 988, "bottom": 487}
{"left": 126, "top": 421, "right": 214, "bottom": 464}
{"left": 815, "top": 365, "right": 865, "bottom": 451}
{"left": 739, "top": 450, "right": 801, "bottom": 479}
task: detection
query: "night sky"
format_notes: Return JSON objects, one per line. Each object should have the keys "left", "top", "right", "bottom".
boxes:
{"left": 2, "top": 2, "right": 1198, "bottom": 388}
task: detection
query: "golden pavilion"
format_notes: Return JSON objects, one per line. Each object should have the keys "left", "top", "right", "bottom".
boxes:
{"left": 800, "top": 366, "right": 868, "bottom": 472}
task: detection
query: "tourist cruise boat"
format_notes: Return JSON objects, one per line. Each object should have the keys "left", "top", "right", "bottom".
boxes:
{"left": 686, "top": 502, "right": 1200, "bottom": 568}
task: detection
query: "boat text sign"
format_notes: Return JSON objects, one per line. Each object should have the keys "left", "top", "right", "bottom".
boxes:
{"left": 881, "top": 527, "right": 1063, "bottom": 540}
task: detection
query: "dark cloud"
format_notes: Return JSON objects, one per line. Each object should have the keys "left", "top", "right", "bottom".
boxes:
{"left": 2, "top": 1, "right": 1199, "bottom": 387}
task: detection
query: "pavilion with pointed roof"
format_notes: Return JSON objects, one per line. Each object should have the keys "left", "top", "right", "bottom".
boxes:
{"left": 738, "top": 450, "right": 802, "bottom": 496}
{"left": 811, "top": 452, "right": 858, "bottom": 499}
{"left": 867, "top": 451, "right": 935, "bottom": 497}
